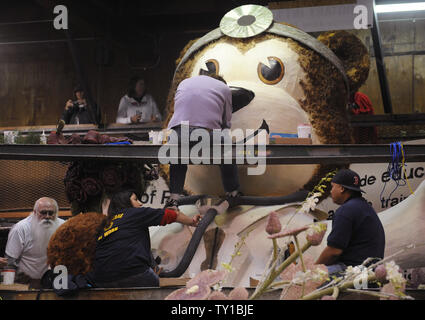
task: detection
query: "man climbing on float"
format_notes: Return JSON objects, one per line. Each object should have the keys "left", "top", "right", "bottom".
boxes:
{"left": 315, "top": 169, "right": 386, "bottom": 275}
{"left": 165, "top": 73, "right": 242, "bottom": 208}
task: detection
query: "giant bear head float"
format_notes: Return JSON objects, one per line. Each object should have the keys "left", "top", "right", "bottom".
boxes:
{"left": 164, "top": 5, "right": 370, "bottom": 197}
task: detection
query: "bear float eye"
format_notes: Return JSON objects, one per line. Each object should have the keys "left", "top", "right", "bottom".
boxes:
{"left": 199, "top": 59, "right": 219, "bottom": 76}
{"left": 257, "top": 56, "right": 285, "bottom": 85}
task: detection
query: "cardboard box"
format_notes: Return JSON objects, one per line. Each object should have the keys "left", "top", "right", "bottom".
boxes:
{"left": 269, "top": 137, "right": 312, "bottom": 145}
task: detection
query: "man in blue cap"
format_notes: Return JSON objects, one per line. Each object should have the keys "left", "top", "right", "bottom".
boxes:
{"left": 315, "top": 169, "right": 386, "bottom": 275}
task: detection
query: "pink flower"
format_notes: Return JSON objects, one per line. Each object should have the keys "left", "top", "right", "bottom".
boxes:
{"left": 83, "top": 130, "right": 101, "bottom": 144}
{"left": 280, "top": 254, "right": 328, "bottom": 283}
{"left": 101, "top": 166, "right": 126, "bottom": 192}
{"left": 165, "top": 269, "right": 228, "bottom": 300}
{"left": 187, "top": 269, "right": 227, "bottom": 288}
{"left": 100, "top": 135, "right": 112, "bottom": 144}
{"left": 280, "top": 281, "right": 319, "bottom": 300}
{"left": 306, "top": 223, "right": 327, "bottom": 246}
{"left": 65, "top": 181, "right": 87, "bottom": 204}
{"left": 81, "top": 178, "right": 103, "bottom": 197}
{"left": 208, "top": 291, "right": 229, "bottom": 300}
{"left": 64, "top": 162, "right": 82, "bottom": 183}
{"left": 228, "top": 287, "right": 249, "bottom": 300}
{"left": 374, "top": 264, "right": 387, "bottom": 283}
{"left": 69, "top": 133, "right": 82, "bottom": 144}
{"left": 266, "top": 211, "right": 282, "bottom": 235}
{"left": 165, "top": 284, "right": 211, "bottom": 300}
{"left": 268, "top": 226, "right": 309, "bottom": 239}
{"left": 410, "top": 268, "right": 425, "bottom": 289}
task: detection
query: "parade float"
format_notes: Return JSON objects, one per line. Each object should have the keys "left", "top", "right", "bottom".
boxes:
{"left": 1, "top": 4, "right": 425, "bottom": 300}
{"left": 149, "top": 4, "right": 425, "bottom": 294}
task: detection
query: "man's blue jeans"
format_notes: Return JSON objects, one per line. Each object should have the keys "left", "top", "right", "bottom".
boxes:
{"left": 168, "top": 125, "right": 240, "bottom": 194}
{"left": 327, "top": 262, "right": 347, "bottom": 275}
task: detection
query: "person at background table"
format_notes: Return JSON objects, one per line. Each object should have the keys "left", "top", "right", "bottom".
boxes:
{"left": 349, "top": 91, "right": 378, "bottom": 144}
{"left": 116, "top": 76, "right": 162, "bottom": 124}
{"left": 4, "top": 197, "right": 64, "bottom": 287}
{"left": 61, "top": 85, "right": 98, "bottom": 125}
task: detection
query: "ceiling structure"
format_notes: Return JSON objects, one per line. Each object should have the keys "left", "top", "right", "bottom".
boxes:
{"left": 1, "top": 0, "right": 423, "bottom": 43}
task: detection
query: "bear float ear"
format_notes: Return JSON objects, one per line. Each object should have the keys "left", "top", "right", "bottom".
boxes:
{"left": 175, "top": 38, "right": 200, "bottom": 67}
{"left": 317, "top": 31, "right": 370, "bottom": 94}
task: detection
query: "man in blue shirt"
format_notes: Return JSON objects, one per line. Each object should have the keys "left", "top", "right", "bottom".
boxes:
{"left": 315, "top": 169, "right": 386, "bottom": 274}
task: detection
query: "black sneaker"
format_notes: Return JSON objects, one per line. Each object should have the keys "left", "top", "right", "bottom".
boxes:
{"left": 225, "top": 190, "right": 243, "bottom": 198}
{"left": 224, "top": 191, "right": 243, "bottom": 208}
{"left": 164, "top": 198, "right": 179, "bottom": 209}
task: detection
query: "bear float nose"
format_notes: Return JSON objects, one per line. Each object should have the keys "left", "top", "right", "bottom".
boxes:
{"left": 230, "top": 86, "right": 255, "bottom": 112}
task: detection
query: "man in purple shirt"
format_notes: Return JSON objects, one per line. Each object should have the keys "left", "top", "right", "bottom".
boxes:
{"left": 166, "top": 74, "right": 240, "bottom": 207}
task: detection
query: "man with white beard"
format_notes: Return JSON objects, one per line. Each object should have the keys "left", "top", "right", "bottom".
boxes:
{"left": 3, "top": 197, "right": 64, "bottom": 286}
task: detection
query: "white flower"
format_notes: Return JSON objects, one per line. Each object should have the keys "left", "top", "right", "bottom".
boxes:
{"left": 312, "top": 267, "right": 329, "bottom": 282}
{"left": 292, "top": 270, "right": 312, "bottom": 285}
{"left": 299, "top": 195, "right": 320, "bottom": 214}
{"left": 385, "top": 261, "right": 406, "bottom": 289}
{"left": 291, "top": 267, "right": 329, "bottom": 285}
{"left": 345, "top": 265, "right": 365, "bottom": 277}
{"left": 212, "top": 283, "right": 222, "bottom": 292}
{"left": 299, "top": 203, "right": 310, "bottom": 214}
{"left": 186, "top": 285, "right": 200, "bottom": 294}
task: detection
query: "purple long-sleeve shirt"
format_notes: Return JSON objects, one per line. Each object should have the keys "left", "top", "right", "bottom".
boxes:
{"left": 168, "top": 75, "right": 232, "bottom": 130}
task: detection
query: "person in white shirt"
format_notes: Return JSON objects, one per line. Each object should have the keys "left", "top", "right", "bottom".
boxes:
{"left": 116, "top": 76, "right": 162, "bottom": 124}
{"left": 4, "top": 197, "right": 65, "bottom": 283}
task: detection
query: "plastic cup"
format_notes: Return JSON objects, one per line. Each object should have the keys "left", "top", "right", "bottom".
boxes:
{"left": 297, "top": 124, "right": 312, "bottom": 139}
{"left": 2, "top": 269, "right": 16, "bottom": 285}
{"left": 149, "top": 131, "right": 162, "bottom": 145}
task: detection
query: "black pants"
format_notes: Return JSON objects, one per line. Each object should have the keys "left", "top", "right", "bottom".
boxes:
{"left": 92, "top": 268, "right": 159, "bottom": 288}
{"left": 169, "top": 125, "right": 239, "bottom": 194}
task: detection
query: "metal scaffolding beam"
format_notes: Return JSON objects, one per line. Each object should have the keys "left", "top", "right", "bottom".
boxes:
{"left": 349, "top": 113, "right": 425, "bottom": 127}
{"left": 0, "top": 123, "right": 163, "bottom": 137}
{"left": 1, "top": 144, "right": 425, "bottom": 165}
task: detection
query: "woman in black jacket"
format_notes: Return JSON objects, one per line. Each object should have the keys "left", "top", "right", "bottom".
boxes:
{"left": 86, "top": 190, "right": 200, "bottom": 288}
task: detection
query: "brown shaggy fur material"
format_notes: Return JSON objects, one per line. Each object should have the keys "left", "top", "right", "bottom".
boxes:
{"left": 47, "top": 212, "right": 106, "bottom": 275}
{"left": 317, "top": 31, "right": 370, "bottom": 94}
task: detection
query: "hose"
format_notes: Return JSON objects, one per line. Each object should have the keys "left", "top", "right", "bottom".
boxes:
{"left": 160, "top": 201, "right": 228, "bottom": 277}
{"left": 227, "top": 190, "right": 309, "bottom": 207}
{"left": 176, "top": 195, "right": 206, "bottom": 206}
{"left": 159, "top": 190, "right": 309, "bottom": 277}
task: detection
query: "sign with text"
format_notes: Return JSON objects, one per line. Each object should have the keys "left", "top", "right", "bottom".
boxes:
{"left": 318, "top": 162, "right": 425, "bottom": 217}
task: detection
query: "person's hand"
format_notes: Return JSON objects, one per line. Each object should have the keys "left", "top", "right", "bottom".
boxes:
{"left": 0, "top": 257, "right": 7, "bottom": 268}
{"left": 190, "top": 214, "right": 201, "bottom": 227}
{"left": 65, "top": 100, "right": 73, "bottom": 110}
{"left": 131, "top": 114, "right": 142, "bottom": 123}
